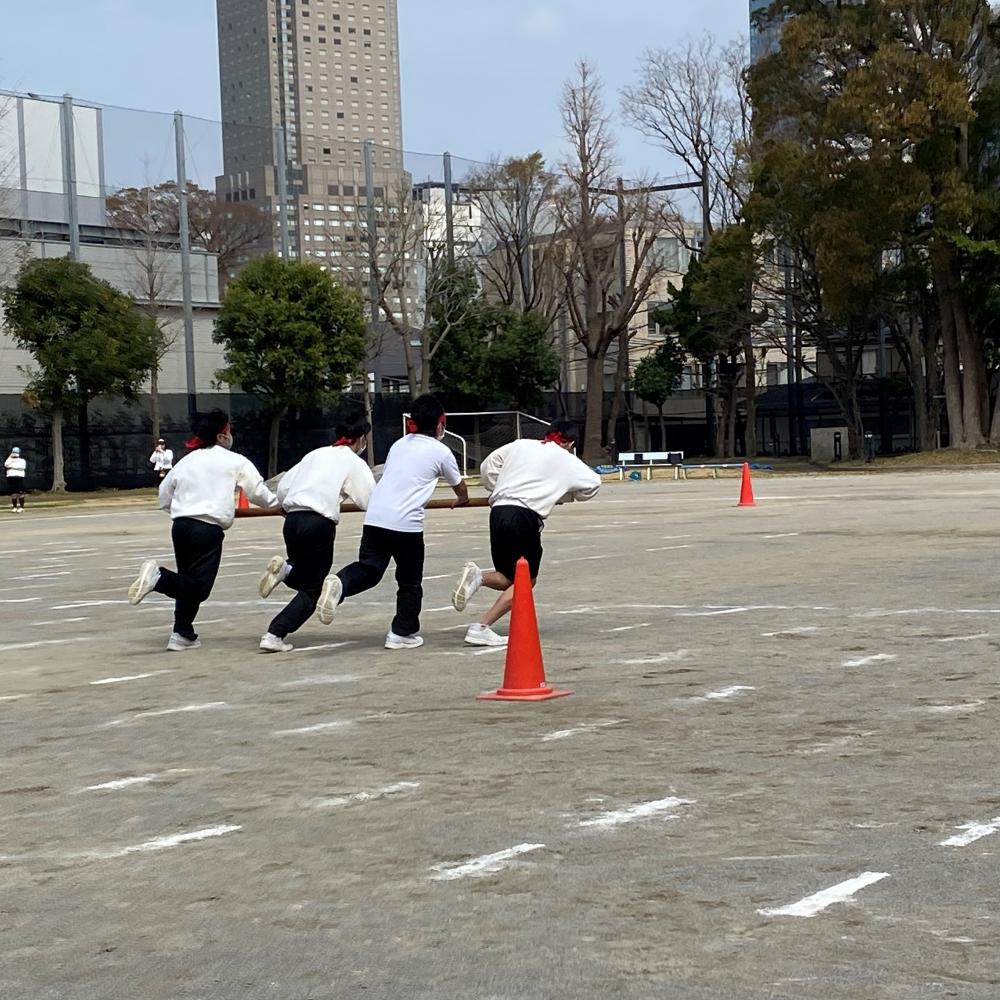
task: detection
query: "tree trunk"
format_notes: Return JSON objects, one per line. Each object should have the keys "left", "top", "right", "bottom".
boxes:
{"left": 905, "top": 314, "right": 933, "bottom": 452}
{"left": 658, "top": 405, "right": 666, "bottom": 452}
{"left": 77, "top": 400, "right": 91, "bottom": 490}
{"left": 989, "top": 385, "right": 1000, "bottom": 444}
{"left": 744, "top": 331, "right": 757, "bottom": 459}
{"left": 268, "top": 407, "right": 286, "bottom": 479}
{"left": 150, "top": 366, "right": 161, "bottom": 443}
{"left": 362, "top": 378, "right": 376, "bottom": 470}
{"left": 419, "top": 351, "right": 432, "bottom": 397}
{"left": 727, "top": 383, "right": 738, "bottom": 457}
{"left": 953, "top": 300, "right": 987, "bottom": 447}
{"left": 51, "top": 407, "right": 66, "bottom": 493}
{"left": 838, "top": 383, "right": 864, "bottom": 460}
{"left": 605, "top": 330, "right": 629, "bottom": 455}
{"left": 939, "top": 296, "right": 965, "bottom": 447}
{"left": 582, "top": 352, "right": 606, "bottom": 465}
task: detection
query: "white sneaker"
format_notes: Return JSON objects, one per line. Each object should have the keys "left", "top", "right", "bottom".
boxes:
{"left": 317, "top": 574, "right": 343, "bottom": 625}
{"left": 129, "top": 559, "right": 161, "bottom": 605}
{"left": 166, "top": 633, "right": 201, "bottom": 652}
{"left": 384, "top": 631, "right": 424, "bottom": 650}
{"left": 259, "top": 632, "right": 293, "bottom": 653}
{"left": 258, "top": 555, "right": 288, "bottom": 598}
{"left": 452, "top": 561, "right": 483, "bottom": 612}
{"left": 465, "top": 623, "right": 508, "bottom": 647}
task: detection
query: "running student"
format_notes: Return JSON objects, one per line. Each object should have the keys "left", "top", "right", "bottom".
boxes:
{"left": 317, "top": 394, "right": 468, "bottom": 650}
{"left": 128, "top": 409, "right": 279, "bottom": 652}
{"left": 451, "top": 419, "right": 601, "bottom": 646}
{"left": 256, "top": 405, "right": 376, "bottom": 653}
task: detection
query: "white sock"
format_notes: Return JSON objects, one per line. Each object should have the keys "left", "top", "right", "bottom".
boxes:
{"left": 281, "top": 561, "right": 292, "bottom": 580}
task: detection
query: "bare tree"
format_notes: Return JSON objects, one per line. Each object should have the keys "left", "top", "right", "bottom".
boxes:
{"left": 554, "top": 61, "right": 673, "bottom": 464}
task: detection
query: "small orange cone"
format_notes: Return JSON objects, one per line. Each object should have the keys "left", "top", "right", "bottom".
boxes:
{"left": 737, "top": 462, "right": 756, "bottom": 507}
{"left": 236, "top": 487, "right": 250, "bottom": 510}
{"left": 477, "top": 557, "right": 572, "bottom": 702}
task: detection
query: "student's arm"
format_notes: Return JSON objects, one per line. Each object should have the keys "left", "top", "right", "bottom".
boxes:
{"left": 569, "top": 461, "right": 602, "bottom": 503}
{"left": 149, "top": 451, "right": 158, "bottom": 465}
{"left": 479, "top": 443, "right": 513, "bottom": 494}
{"left": 344, "top": 460, "right": 376, "bottom": 510}
{"left": 439, "top": 448, "right": 468, "bottom": 508}
{"left": 157, "top": 467, "right": 177, "bottom": 510}
{"left": 236, "top": 458, "right": 279, "bottom": 509}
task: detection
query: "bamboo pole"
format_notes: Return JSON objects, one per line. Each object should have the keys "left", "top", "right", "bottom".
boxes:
{"left": 235, "top": 496, "right": 491, "bottom": 519}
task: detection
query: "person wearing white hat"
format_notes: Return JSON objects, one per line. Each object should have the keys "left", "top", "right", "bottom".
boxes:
{"left": 4, "top": 447, "right": 26, "bottom": 512}
{"left": 149, "top": 438, "right": 174, "bottom": 483}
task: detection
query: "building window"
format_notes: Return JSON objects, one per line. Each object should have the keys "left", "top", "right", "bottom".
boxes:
{"left": 327, "top": 184, "right": 339, "bottom": 195}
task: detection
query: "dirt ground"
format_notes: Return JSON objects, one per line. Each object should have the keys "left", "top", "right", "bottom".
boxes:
{"left": 1, "top": 470, "right": 997, "bottom": 999}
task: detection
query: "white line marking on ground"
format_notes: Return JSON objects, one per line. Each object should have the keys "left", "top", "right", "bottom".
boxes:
{"left": 430, "top": 843, "right": 545, "bottom": 881}
{"left": 939, "top": 817, "right": 1000, "bottom": 847}
{"left": 12, "top": 572, "right": 71, "bottom": 580}
{"left": 677, "top": 607, "right": 750, "bottom": 617}
{"left": 919, "top": 700, "right": 985, "bottom": 713}
{"left": 934, "top": 633, "right": 991, "bottom": 643}
{"left": 579, "top": 796, "right": 692, "bottom": 829}
{"left": 90, "top": 670, "right": 174, "bottom": 686}
{"left": 79, "top": 825, "right": 241, "bottom": 860}
{"left": 615, "top": 650, "right": 694, "bottom": 666}
{"left": 27, "top": 617, "right": 90, "bottom": 627}
{"left": 51, "top": 600, "right": 127, "bottom": 609}
{"left": 552, "top": 554, "right": 611, "bottom": 564}
{"left": 763, "top": 533, "right": 799, "bottom": 539}
{"left": 541, "top": 720, "right": 623, "bottom": 742}
{"left": 0, "top": 695, "right": 28, "bottom": 702}
{"left": 0, "top": 637, "right": 91, "bottom": 653}
{"left": 0, "top": 598, "right": 40, "bottom": 604}
{"left": 279, "top": 673, "right": 360, "bottom": 687}
{"left": 690, "top": 685, "right": 756, "bottom": 702}
{"left": 79, "top": 769, "right": 193, "bottom": 792}
{"left": 857, "top": 607, "right": 1000, "bottom": 618}
{"left": 290, "top": 641, "right": 357, "bottom": 653}
{"left": 761, "top": 626, "right": 819, "bottom": 637}
{"left": 307, "top": 781, "right": 420, "bottom": 808}
{"left": 437, "top": 623, "right": 474, "bottom": 632}
{"left": 103, "top": 702, "right": 229, "bottom": 727}
{"left": 601, "top": 623, "right": 651, "bottom": 633}
{"left": 645, "top": 544, "right": 694, "bottom": 552}
{"left": 757, "top": 872, "right": 890, "bottom": 917}
{"left": 424, "top": 606, "right": 454, "bottom": 613}
{"left": 423, "top": 574, "right": 452, "bottom": 581}
{"left": 472, "top": 646, "right": 507, "bottom": 656}
{"left": 842, "top": 654, "right": 897, "bottom": 667}
{"left": 273, "top": 719, "right": 355, "bottom": 735}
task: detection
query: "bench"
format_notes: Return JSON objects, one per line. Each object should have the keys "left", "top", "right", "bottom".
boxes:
{"left": 674, "top": 462, "right": 745, "bottom": 480}
{"left": 615, "top": 451, "right": 685, "bottom": 481}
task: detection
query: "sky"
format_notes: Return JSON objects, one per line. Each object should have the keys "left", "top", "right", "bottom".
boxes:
{"left": 0, "top": 0, "right": 749, "bottom": 180}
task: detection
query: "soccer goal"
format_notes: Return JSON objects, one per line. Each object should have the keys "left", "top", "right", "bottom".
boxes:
{"left": 400, "top": 410, "right": 550, "bottom": 476}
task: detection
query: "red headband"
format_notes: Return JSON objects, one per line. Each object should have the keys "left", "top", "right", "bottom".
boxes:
{"left": 185, "top": 423, "right": 231, "bottom": 450}
{"left": 406, "top": 413, "right": 447, "bottom": 435}
{"left": 544, "top": 431, "right": 573, "bottom": 446}
{"left": 333, "top": 436, "right": 359, "bottom": 447}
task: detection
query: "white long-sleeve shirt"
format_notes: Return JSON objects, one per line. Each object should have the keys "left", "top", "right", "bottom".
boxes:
{"left": 149, "top": 448, "right": 174, "bottom": 471}
{"left": 4, "top": 456, "right": 26, "bottom": 479}
{"left": 481, "top": 439, "right": 601, "bottom": 520}
{"left": 277, "top": 445, "right": 375, "bottom": 523}
{"left": 158, "top": 446, "right": 278, "bottom": 529}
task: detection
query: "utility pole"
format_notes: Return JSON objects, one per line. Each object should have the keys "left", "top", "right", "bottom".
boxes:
{"left": 173, "top": 112, "right": 197, "bottom": 418}
{"left": 60, "top": 95, "right": 81, "bottom": 261}
{"left": 442, "top": 151, "right": 456, "bottom": 268}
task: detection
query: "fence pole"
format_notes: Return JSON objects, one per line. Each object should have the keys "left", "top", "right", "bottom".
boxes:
{"left": 60, "top": 95, "right": 80, "bottom": 261}
{"left": 443, "top": 151, "right": 455, "bottom": 268}
{"left": 274, "top": 126, "right": 290, "bottom": 259}
{"left": 173, "top": 112, "right": 197, "bottom": 418}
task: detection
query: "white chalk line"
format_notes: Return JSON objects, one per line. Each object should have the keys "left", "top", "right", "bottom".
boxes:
{"left": 761, "top": 626, "right": 819, "bottom": 637}
{"left": 291, "top": 641, "right": 357, "bottom": 653}
{"left": 90, "top": 670, "right": 175, "bottom": 686}
{"left": 77, "top": 824, "right": 241, "bottom": 860}
{"left": 430, "top": 843, "right": 545, "bottom": 881}
{"left": 307, "top": 781, "right": 420, "bottom": 808}
{"left": 273, "top": 719, "right": 355, "bottom": 735}
{"left": 579, "top": 796, "right": 692, "bottom": 829}
{"left": 842, "top": 653, "right": 897, "bottom": 667}
{"left": 939, "top": 817, "right": 1000, "bottom": 847}
{"left": 757, "top": 872, "right": 890, "bottom": 917}
{"left": 472, "top": 646, "right": 507, "bottom": 656}
{"left": 103, "top": 702, "right": 230, "bottom": 727}
{"left": 934, "top": 633, "right": 992, "bottom": 643}
{"left": 79, "top": 769, "right": 194, "bottom": 792}
{"left": 12, "top": 572, "right": 71, "bottom": 580}
{"left": 645, "top": 544, "right": 694, "bottom": 552}
{"left": 27, "top": 616, "right": 90, "bottom": 627}
{"left": 616, "top": 650, "right": 694, "bottom": 666}
{"left": 0, "top": 637, "right": 92, "bottom": 653}
{"left": 688, "top": 685, "right": 756, "bottom": 702}
{"left": 918, "top": 700, "right": 985, "bottom": 714}
{"left": 279, "top": 673, "right": 360, "bottom": 687}
{"left": 0, "top": 597, "right": 41, "bottom": 604}
{"left": 541, "top": 720, "right": 623, "bottom": 742}
{"left": 601, "top": 623, "right": 651, "bottom": 633}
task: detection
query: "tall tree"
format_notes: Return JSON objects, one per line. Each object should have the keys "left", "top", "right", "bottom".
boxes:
{"left": 1, "top": 257, "right": 160, "bottom": 491}
{"left": 555, "top": 61, "right": 672, "bottom": 463}
{"left": 213, "top": 255, "right": 367, "bottom": 476}
{"left": 631, "top": 336, "right": 685, "bottom": 449}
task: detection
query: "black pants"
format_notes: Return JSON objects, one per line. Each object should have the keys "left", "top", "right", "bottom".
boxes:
{"left": 8, "top": 482, "right": 25, "bottom": 508}
{"left": 154, "top": 517, "right": 225, "bottom": 640}
{"left": 268, "top": 510, "right": 336, "bottom": 638}
{"left": 337, "top": 525, "right": 425, "bottom": 637}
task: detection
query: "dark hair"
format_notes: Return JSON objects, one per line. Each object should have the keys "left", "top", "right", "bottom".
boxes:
{"left": 548, "top": 418, "right": 579, "bottom": 444}
{"left": 334, "top": 402, "right": 371, "bottom": 442}
{"left": 409, "top": 394, "right": 445, "bottom": 436}
{"left": 188, "top": 409, "right": 230, "bottom": 449}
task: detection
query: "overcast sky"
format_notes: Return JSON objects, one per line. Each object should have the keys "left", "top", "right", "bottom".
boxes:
{"left": 1, "top": 0, "right": 749, "bottom": 178}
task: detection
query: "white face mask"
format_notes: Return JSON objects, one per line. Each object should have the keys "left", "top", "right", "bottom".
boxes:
{"left": 436, "top": 422, "right": 446, "bottom": 441}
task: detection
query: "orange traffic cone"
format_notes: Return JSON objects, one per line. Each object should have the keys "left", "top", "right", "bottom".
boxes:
{"left": 236, "top": 487, "right": 250, "bottom": 510}
{"left": 737, "top": 462, "right": 756, "bottom": 507}
{"left": 477, "top": 557, "right": 572, "bottom": 702}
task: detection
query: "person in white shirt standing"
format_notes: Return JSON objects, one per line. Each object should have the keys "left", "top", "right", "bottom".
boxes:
{"left": 4, "top": 446, "right": 27, "bottom": 512}
{"left": 127, "top": 409, "right": 279, "bottom": 652}
{"left": 256, "top": 404, "right": 376, "bottom": 654}
{"left": 451, "top": 419, "right": 601, "bottom": 646}
{"left": 317, "top": 394, "right": 468, "bottom": 650}
{"left": 149, "top": 439, "right": 174, "bottom": 482}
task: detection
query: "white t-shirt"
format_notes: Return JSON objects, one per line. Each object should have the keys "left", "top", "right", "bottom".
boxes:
{"left": 158, "top": 446, "right": 279, "bottom": 529}
{"left": 150, "top": 448, "right": 174, "bottom": 471}
{"left": 4, "top": 456, "right": 26, "bottom": 479}
{"left": 364, "top": 434, "right": 462, "bottom": 533}
{"left": 481, "top": 439, "right": 601, "bottom": 520}
{"left": 278, "top": 445, "right": 375, "bottom": 523}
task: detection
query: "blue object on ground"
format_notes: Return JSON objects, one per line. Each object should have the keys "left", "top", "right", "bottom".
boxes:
{"left": 629, "top": 471, "right": 643, "bottom": 481}
{"left": 594, "top": 465, "right": 618, "bottom": 475}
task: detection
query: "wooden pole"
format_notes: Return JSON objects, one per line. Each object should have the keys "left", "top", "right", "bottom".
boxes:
{"left": 234, "top": 496, "right": 491, "bottom": 519}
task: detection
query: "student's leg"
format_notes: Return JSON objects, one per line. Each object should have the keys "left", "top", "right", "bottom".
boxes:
{"left": 155, "top": 518, "right": 225, "bottom": 640}
{"left": 17, "top": 488, "right": 25, "bottom": 510}
{"left": 389, "top": 530, "right": 425, "bottom": 637}
{"left": 337, "top": 525, "right": 392, "bottom": 599}
{"left": 478, "top": 508, "right": 542, "bottom": 628}
{"left": 268, "top": 512, "right": 335, "bottom": 638}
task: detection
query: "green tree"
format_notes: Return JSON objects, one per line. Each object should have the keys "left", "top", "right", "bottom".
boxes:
{"left": 631, "top": 336, "right": 685, "bottom": 449}
{"left": 214, "top": 255, "right": 367, "bottom": 476}
{"left": 1, "top": 257, "right": 160, "bottom": 491}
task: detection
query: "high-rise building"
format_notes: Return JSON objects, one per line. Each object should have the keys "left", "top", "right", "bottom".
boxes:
{"left": 215, "top": 0, "right": 405, "bottom": 263}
